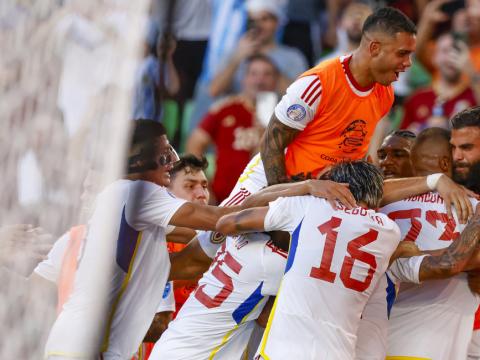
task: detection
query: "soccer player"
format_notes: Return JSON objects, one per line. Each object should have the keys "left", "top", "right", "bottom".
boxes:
{"left": 226, "top": 7, "right": 473, "bottom": 225}
{"left": 377, "top": 130, "right": 416, "bottom": 179}
{"left": 150, "top": 231, "right": 288, "bottom": 360}
{"left": 216, "top": 161, "right": 406, "bottom": 359}
{"left": 139, "top": 154, "right": 211, "bottom": 359}
{"left": 249, "top": 7, "right": 417, "bottom": 187}
{"left": 383, "top": 126, "right": 480, "bottom": 359}
{"left": 43, "top": 120, "right": 334, "bottom": 359}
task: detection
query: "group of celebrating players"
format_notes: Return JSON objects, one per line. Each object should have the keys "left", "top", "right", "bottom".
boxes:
{"left": 39, "top": 6, "right": 480, "bottom": 360}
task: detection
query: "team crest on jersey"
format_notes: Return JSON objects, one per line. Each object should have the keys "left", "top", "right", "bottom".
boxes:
{"left": 287, "top": 104, "right": 306, "bottom": 121}
{"left": 337, "top": 119, "right": 367, "bottom": 154}
{"left": 210, "top": 231, "right": 226, "bottom": 244}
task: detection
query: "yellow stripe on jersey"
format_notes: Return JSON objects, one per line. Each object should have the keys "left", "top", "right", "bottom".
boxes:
{"left": 101, "top": 231, "right": 144, "bottom": 352}
{"left": 258, "top": 282, "right": 284, "bottom": 360}
{"left": 238, "top": 154, "right": 261, "bottom": 183}
{"left": 208, "top": 296, "right": 268, "bottom": 359}
{"left": 259, "top": 232, "right": 293, "bottom": 360}
{"left": 386, "top": 357, "right": 432, "bottom": 360}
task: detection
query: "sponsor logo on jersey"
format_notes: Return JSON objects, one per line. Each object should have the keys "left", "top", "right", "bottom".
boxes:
{"left": 287, "top": 104, "right": 306, "bottom": 122}
{"left": 210, "top": 231, "right": 226, "bottom": 244}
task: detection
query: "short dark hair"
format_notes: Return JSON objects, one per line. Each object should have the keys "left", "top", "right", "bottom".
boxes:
{"left": 450, "top": 106, "right": 480, "bottom": 130}
{"left": 127, "top": 119, "right": 167, "bottom": 174}
{"left": 170, "top": 154, "right": 209, "bottom": 179}
{"left": 245, "top": 54, "right": 279, "bottom": 74}
{"left": 415, "top": 127, "right": 450, "bottom": 146}
{"left": 329, "top": 161, "right": 384, "bottom": 209}
{"left": 362, "top": 7, "right": 416, "bottom": 37}
{"left": 388, "top": 129, "right": 417, "bottom": 140}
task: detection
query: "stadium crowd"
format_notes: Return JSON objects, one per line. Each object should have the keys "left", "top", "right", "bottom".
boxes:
{"left": 2, "top": 0, "right": 480, "bottom": 359}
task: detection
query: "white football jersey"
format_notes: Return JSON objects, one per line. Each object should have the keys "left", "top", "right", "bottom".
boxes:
{"left": 150, "top": 232, "right": 287, "bottom": 360}
{"left": 44, "top": 180, "right": 186, "bottom": 359}
{"left": 258, "top": 196, "right": 401, "bottom": 360}
{"left": 196, "top": 153, "right": 269, "bottom": 260}
{"left": 381, "top": 192, "right": 480, "bottom": 360}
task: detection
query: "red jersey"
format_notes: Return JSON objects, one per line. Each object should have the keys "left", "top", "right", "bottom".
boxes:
{"left": 199, "top": 96, "right": 261, "bottom": 203}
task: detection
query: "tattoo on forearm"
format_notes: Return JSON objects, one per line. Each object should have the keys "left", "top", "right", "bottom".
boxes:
{"left": 420, "top": 214, "right": 480, "bottom": 280}
{"left": 234, "top": 209, "right": 258, "bottom": 233}
{"left": 260, "top": 116, "right": 299, "bottom": 185}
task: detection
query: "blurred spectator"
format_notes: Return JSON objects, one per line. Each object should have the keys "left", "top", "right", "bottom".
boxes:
{"left": 187, "top": 54, "right": 279, "bottom": 204}
{"left": 381, "top": 0, "right": 429, "bottom": 24}
{"left": 377, "top": 130, "right": 416, "bottom": 179}
{"left": 282, "top": 0, "right": 324, "bottom": 66}
{"left": 154, "top": 0, "right": 211, "bottom": 101}
{"left": 132, "top": 20, "right": 180, "bottom": 121}
{"left": 189, "top": 0, "right": 249, "bottom": 132}
{"left": 209, "top": 0, "right": 307, "bottom": 97}
{"left": 401, "top": 32, "right": 479, "bottom": 132}
{"left": 415, "top": 0, "right": 480, "bottom": 75}
{"left": 318, "top": 1, "right": 372, "bottom": 62}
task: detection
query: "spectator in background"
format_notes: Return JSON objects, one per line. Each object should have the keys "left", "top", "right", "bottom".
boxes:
{"left": 153, "top": 0, "right": 211, "bottom": 101}
{"left": 317, "top": 1, "right": 372, "bottom": 62}
{"left": 188, "top": 0, "right": 249, "bottom": 133}
{"left": 209, "top": 0, "right": 307, "bottom": 97}
{"left": 401, "top": 32, "right": 478, "bottom": 132}
{"left": 281, "top": 0, "right": 324, "bottom": 66}
{"left": 132, "top": 20, "right": 180, "bottom": 121}
{"left": 187, "top": 54, "right": 279, "bottom": 204}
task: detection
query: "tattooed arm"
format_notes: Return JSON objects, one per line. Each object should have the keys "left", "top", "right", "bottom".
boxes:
{"left": 418, "top": 203, "right": 480, "bottom": 281}
{"left": 216, "top": 207, "right": 269, "bottom": 236}
{"left": 260, "top": 114, "right": 300, "bottom": 185}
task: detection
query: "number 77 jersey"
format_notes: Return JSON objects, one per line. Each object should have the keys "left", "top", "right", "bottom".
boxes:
{"left": 258, "top": 196, "right": 401, "bottom": 360}
{"left": 381, "top": 192, "right": 480, "bottom": 360}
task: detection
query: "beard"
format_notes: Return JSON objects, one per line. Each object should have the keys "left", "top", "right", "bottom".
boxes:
{"left": 453, "top": 159, "right": 480, "bottom": 194}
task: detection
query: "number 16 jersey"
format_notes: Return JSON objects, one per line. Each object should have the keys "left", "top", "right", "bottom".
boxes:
{"left": 259, "top": 196, "right": 401, "bottom": 360}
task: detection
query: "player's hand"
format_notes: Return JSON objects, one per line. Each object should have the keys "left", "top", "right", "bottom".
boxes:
{"left": 389, "top": 241, "right": 421, "bottom": 266}
{"left": 234, "top": 33, "right": 261, "bottom": 62}
{"left": 436, "top": 175, "right": 478, "bottom": 224}
{"left": 306, "top": 180, "right": 357, "bottom": 210}
{"left": 467, "top": 270, "right": 480, "bottom": 295}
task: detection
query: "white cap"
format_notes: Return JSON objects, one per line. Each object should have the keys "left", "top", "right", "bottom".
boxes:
{"left": 245, "top": 0, "right": 287, "bottom": 22}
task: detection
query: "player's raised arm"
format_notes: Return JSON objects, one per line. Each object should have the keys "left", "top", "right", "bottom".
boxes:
{"left": 260, "top": 114, "right": 300, "bottom": 185}
{"left": 241, "top": 179, "right": 356, "bottom": 209}
{"left": 382, "top": 174, "right": 478, "bottom": 223}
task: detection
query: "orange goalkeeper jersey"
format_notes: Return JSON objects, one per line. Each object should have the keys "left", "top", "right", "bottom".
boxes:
{"left": 285, "top": 57, "right": 394, "bottom": 178}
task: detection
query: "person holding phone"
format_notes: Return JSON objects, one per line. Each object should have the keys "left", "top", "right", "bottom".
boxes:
{"left": 401, "top": 31, "right": 479, "bottom": 131}
{"left": 209, "top": 0, "right": 308, "bottom": 97}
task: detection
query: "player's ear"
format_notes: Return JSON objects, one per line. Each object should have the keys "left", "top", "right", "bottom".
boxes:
{"left": 440, "top": 156, "right": 451, "bottom": 174}
{"left": 369, "top": 39, "right": 381, "bottom": 57}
